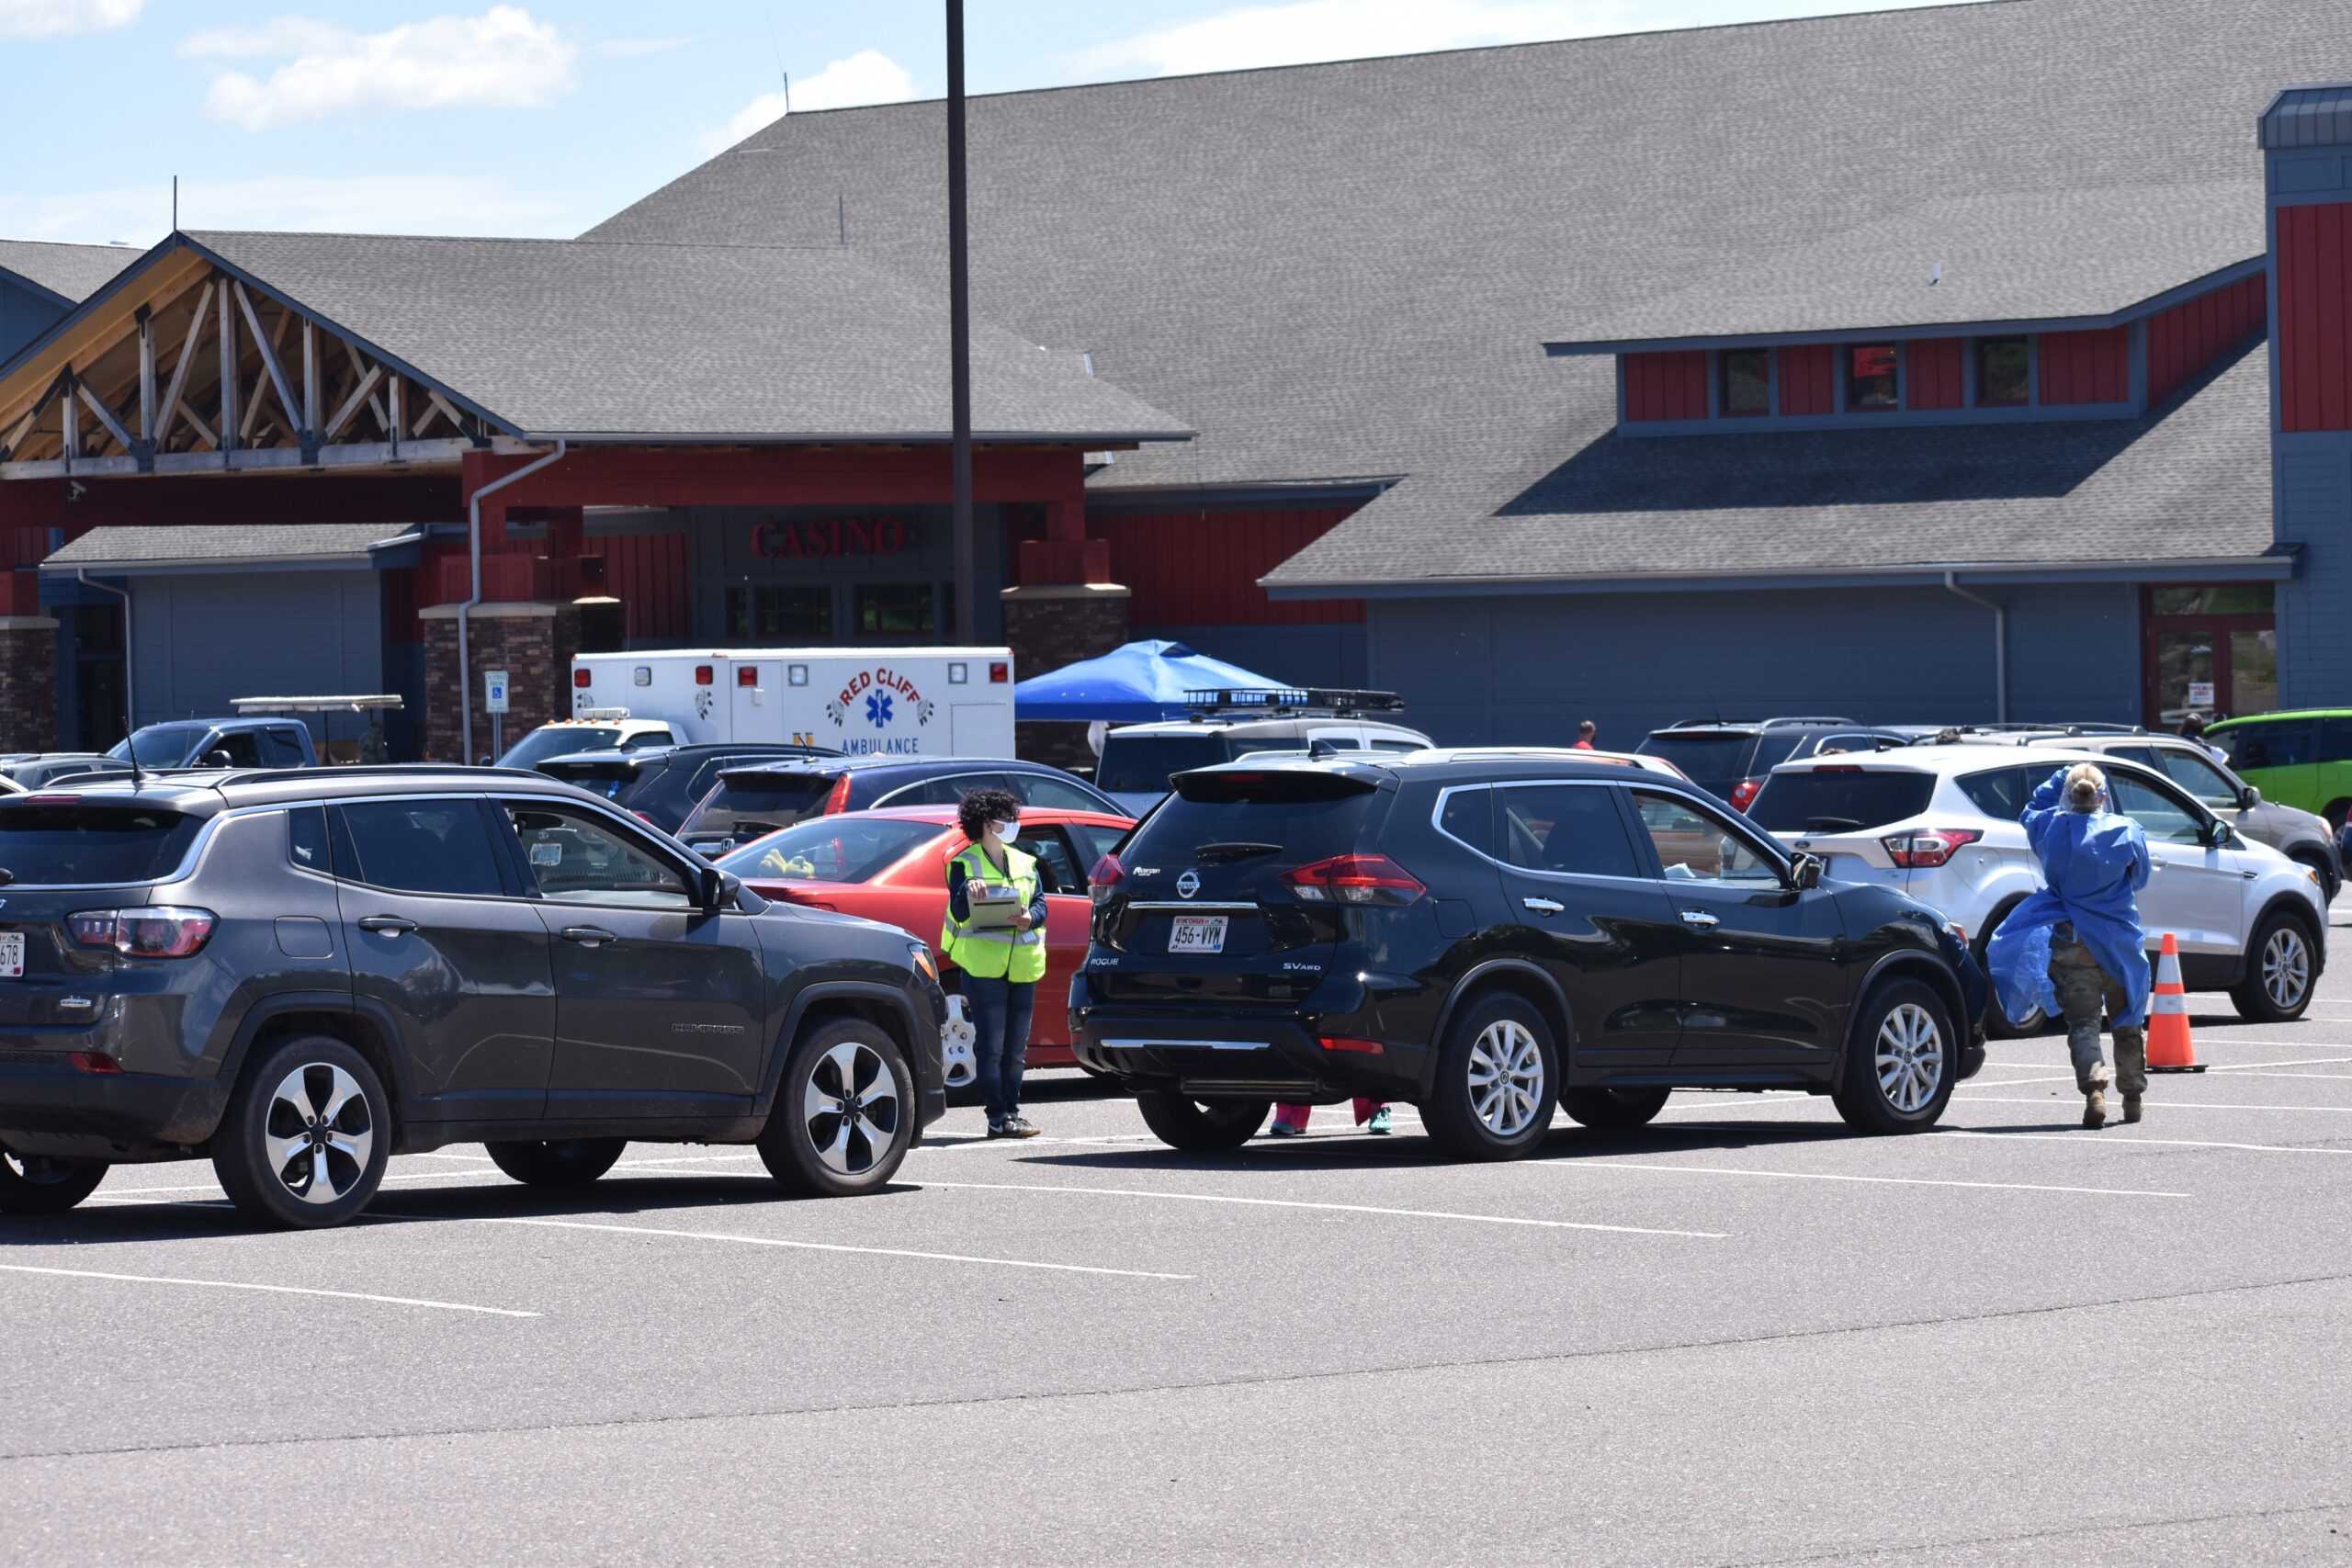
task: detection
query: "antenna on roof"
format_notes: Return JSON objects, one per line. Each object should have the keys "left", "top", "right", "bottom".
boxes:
{"left": 768, "top": 22, "right": 790, "bottom": 116}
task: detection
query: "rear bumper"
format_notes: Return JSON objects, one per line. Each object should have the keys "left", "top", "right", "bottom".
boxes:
{"left": 0, "top": 1055, "right": 226, "bottom": 1160}
{"left": 1069, "top": 976, "right": 1430, "bottom": 1100}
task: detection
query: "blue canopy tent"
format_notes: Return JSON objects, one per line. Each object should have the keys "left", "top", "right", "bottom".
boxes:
{"left": 1012, "top": 639, "right": 1290, "bottom": 723}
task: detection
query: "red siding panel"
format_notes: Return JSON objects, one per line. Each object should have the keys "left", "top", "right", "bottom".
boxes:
{"left": 1778, "top": 344, "right": 1835, "bottom": 415}
{"left": 1905, "top": 338, "right": 1964, "bottom": 411}
{"left": 599, "top": 530, "right": 693, "bottom": 640}
{"left": 2147, "top": 273, "right": 2267, "bottom": 407}
{"left": 1621, "top": 350, "right": 1709, "bottom": 422}
{"left": 2039, "top": 326, "right": 2131, "bottom": 405}
{"left": 1093, "top": 508, "right": 1365, "bottom": 627}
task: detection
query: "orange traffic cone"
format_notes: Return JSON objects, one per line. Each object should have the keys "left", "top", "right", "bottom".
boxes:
{"left": 2146, "top": 931, "right": 2206, "bottom": 1074}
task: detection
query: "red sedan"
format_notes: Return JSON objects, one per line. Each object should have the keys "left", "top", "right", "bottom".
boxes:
{"left": 714, "top": 807, "right": 1133, "bottom": 1067}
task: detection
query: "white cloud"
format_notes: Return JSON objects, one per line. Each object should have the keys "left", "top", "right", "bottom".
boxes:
{"left": 702, "top": 49, "right": 916, "bottom": 152}
{"left": 0, "top": 0, "right": 141, "bottom": 39}
{"left": 180, "top": 6, "right": 576, "bottom": 131}
{"left": 0, "top": 174, "right": 572, "bottom": 245}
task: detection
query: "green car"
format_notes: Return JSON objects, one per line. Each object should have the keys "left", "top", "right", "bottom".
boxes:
{"left": 2206, "top": 711, "right": 2352, "bottom": 827}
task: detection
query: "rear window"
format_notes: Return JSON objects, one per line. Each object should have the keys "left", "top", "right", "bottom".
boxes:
{"left": 717, "top": 818, "right": 942, "bottom": 883}
{"left": 1124, "top": 772, "right": 1379, "bottom": 865}
{"left": 537, "top": 758, "right": 643, "bottom": 800}
{"left": 683, "top": 773, "right": 839, "bottom": 836}
{"left": 1095, "top": 733, "right": 1238, "bottom": 794}
{"left": 0, "top": 805, "right": 206, "bottom": 885}
{"left": 497, "top": 727, "right": 623, "bottom": 771}
{"left": 1634, "top": 732, "right": 1754, "bottom": 795}
{"left": 1748, "top": 769, "right": 1937, "bottom": 832}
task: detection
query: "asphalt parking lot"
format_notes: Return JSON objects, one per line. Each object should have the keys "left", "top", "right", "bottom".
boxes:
{"left": 9, "top": 924, "right": 2352, "bottom": 1564}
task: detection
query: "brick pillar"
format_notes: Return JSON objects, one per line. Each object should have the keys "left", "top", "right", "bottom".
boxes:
{"left": 0, "top": 615, "right": 58, "bottom": 753}
{"left": 417, "top": 601, "right": 582, "bottom": 763}
{"left": 1000, "top": 583, "right": 1130, "bottom": 771}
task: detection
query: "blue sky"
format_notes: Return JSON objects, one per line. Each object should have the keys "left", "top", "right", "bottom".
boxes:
{"left": 0, "top": 0, "right": 1973, "bottom": 244}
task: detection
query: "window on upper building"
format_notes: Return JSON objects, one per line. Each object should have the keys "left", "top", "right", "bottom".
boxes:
{"left": 1847, "top": 344, "right": 1898, "bottom": 411}
{"left": 1977, "top": 338, "right": 2030, "bottom": 406}
{"left": 1720, "top": 350, "right": 1770, "bottom": 417}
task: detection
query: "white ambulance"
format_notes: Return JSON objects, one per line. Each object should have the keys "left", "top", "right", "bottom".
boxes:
{"left": 567, "top": 649, "right": 1017, "bottom": 758}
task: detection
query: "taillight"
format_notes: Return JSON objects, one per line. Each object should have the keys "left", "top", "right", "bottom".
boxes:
{"left": 695, "top": 665, "right": 714, "bottom": 685}
{"left": 572, "top": 668, "right": 592, "bottom": 689}
{"left": 1089, "top": 852, "right": 1124, "bottom": 905}
{"left": 1881, "top": 829, "right": 1984, "bottom": 869}
{"left": 68, "top": 907, "right": 218, "bottom": 958}
{"left": 67, "top": 1052, "right": 122, "bottom": 1075}
{"left": 989, "top": 662, "right": 1009, "bottom": 682}
{"left": 1728, "top": 778, "right": 1762, "bottom": 812}
{"left": 1281, "top": 853, "right": 1425, "bottom": 906}
{"left": 820, "top": 773, "right": 854, "bottom": 815}
{"left": 738, "top": 666, "right": 759, "bottom": 686}
{"left": 1317, "top": 1035, "right": 1384, "bottom": 1054}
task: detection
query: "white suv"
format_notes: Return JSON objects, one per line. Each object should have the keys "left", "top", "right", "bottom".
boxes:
{"left": 1747, "top": 745, "right": 2326, "bottom": 1030}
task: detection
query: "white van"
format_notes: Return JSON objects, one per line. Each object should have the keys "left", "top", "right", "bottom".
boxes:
{"left": 570, "top": 649, "right": 1015, "bottom": 758}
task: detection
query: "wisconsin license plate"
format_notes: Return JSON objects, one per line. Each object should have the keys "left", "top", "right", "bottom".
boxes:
{"left": 0, "top": 932, "right": 22, "bottom": 979}
{"left": 1167, "top": 915, "right": 1228, "bottom": 955}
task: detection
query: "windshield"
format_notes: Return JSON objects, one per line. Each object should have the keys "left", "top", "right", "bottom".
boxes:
{"left": 108, "top": 724, "right": 212, "bottom": 766}
{"left": 681, "top": 773, "right": 840, "bottom": 837}
{"left": 1634, "top": 732, "right": 1755, "bottom": 796}
{"left": 718, "top": 817, "right": 943, "bottom": 883}
{"left": 497, "top": 728, "right": 622, "bottom": 770}
{"left": 0, "top": 804, "right": 207, "bottom": 884}
{"left": 1749, "top": 769, "right": 1937, "bottom": 833}
{"left": 1095, "top": 733, "right": 1240, "bottom": 794}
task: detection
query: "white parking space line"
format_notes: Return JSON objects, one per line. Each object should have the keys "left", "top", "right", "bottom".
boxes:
{"left": 0, "top": 1262, "right": 538, "bottom": 1317}
{"left": 2222, "top": 1069, "right": 2352, "bottom": 1081}
{"left": 1545, "top": 1160, "right": 2188, "bottom": 1199}
{"left": 1960, "top": 1094, "right": 2352, "bottom": 1114}
{"left": 475, "top": 1215, "right": 1195, "bottom": 1280}
{"left": 911, "top": 1178, "right": 1726, "bottom": 1237}
{"left": 1939, "top": 1129, "right": 2352, "bottom": 1156}
{"left": 81, "top": 1168, "right": 509, "bottom": 1201}
{"left": 1962, "top": 1057, "right": 2352, "bottom": 1089}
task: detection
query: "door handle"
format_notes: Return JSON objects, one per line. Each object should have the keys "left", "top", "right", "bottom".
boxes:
{"left": 560, "top": 926, "right": 619, "bottom": 947}
{"left": 356, "top": 915, "right": 417, "bottom": 934}
{"left": 1679, "top": 908, "right": 1721, "bottom": 930}
{"left": 1522, "top": 897, "right": 1565, "bottom": 916}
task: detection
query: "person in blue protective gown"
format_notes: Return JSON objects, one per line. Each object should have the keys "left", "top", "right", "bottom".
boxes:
{"left": 1987, "top": 763, "right": 2153, "bottom": 1129}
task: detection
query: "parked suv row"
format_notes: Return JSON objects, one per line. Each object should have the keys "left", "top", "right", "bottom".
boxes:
{"left": 1071, "top": 751, "right": 1988, "bottom": 1158}
{"left": 0, "top": 767, "right": 946, "bottom": 1224}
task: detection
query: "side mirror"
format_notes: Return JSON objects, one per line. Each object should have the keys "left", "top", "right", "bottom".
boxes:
{"left": 701, "top": 867, "right": 741, "bottom": 909}
{"left": 1790, "top": 852, "right": 1825, "bottom": 891}
{"left": 2239, "top": 784, "right": 2262, "bottom": 809}
{"left": 2204, "top": 819, "right": 2235, "bottom": 849}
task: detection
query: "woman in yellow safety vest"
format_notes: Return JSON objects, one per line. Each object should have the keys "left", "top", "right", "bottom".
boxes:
{"left": 939, "top": 788, "right": 1048, "bottom": 1138}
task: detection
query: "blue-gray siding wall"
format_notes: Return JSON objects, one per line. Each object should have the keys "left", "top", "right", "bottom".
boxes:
{"left": 1128, "top": 623, "right": 1369, "bottom": 690}
{"left": 0, "top": 276, "right": 66, "bottom": 367}
{"left": 1364, "top": 584, "right": 2143, "bottom": 747}
{"left": 130, "top": 570, "right": 385, "bottom": 739}
{"left": 2268, "top": 142, "right": 2352, "bottom": 709}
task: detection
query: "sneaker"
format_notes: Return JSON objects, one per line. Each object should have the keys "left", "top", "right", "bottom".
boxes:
{"left": 1365, "top": 1107, "right": 1394, "bottom": 1135}
{"left": 999, "top": 1115, "right": 1042, "bottom": 1139}
{"left": 1267, "top": 1121, "right": 1304, "bottom": 1138}
{"left": 985, "top": 1120, "right": 1013, "bottom": 1140}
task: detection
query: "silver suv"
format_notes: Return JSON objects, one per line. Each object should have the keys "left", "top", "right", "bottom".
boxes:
{"left": 1094, "top": 690, "right": 1430, "bottom": 815}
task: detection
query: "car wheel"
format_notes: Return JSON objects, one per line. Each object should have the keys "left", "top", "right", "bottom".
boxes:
{"left": 1134, "top": 1092, "right": 1269, "bottom": 1151}
{"left": 1422, "top": 994, "right": 1558, "bottom": 1161}
{"left": 1978, "top": 906, "right": 2047, "bottom": 1038}
{"left": 1832, "top": 979, "right": 1957, "bottom": 1134}
{"left": 0, "top": 1144, "right": 107, "bottom": 1214}
{"left": 758, "top": 1020, "right": 914, "bottom": 1197}
{"left": 211, "top": 1036, "right": 391, "bottom": 1229}
{"left": 484, "top": 1138, "right": 628, "bottom": 1187}
{"left": 1558, "top": 1087, "right": 1670, "bottom": 1130}
{"left": 2231, "top": 911, "right": 2317, "bottom": 1023}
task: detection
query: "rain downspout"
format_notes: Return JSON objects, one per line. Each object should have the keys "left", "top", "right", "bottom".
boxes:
{"left": 459, "top": 440, "right": 566, "bottom": 764}
{"left": 1942, "top": 570, "right": 2007, "bottom": 723}
{"left": 77, "top": 570, "right": 135, "bottom": 736}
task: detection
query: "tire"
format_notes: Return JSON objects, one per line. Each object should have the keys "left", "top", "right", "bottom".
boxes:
{"left": 211, "top": 1035, "right": 391, "bottom": 1229}
{"left": 2232, "top": 910, "right": 2318, "bottom": 1023}
{"left": 0, "top": 1145, "right": 107, "bottom": 1214}
{"left": 484, "top": 1138, "right": 627, "bottom": 1187}
{"left": 1832, "top": 979, "right": 1957, "bottom": 1135}
{"left": 757, "top": 1020, "right": 915, "bottom": 1197}
{"left": 2324, "top": 800, "right": 2349, "bottom": 834}
{"left": 1135, "top": 1092, "right": 1269, "bottom": 1151}
{"left": 1978, "top": 904, "right": 2047, "bottom": 1038}
{"left": 1559, "top": 1087, "right": 1670, "bottom": 1130}
{"left": 1421, "top": 994, "right": 1559, "bottom": 1162}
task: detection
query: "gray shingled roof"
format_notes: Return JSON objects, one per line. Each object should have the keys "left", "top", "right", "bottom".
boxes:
{"left": 183, "top": 231, "right": 1190, "bottom": 445}
{"left": 0, "top": 239, "right": 141, "bottom": 305}
{"left": 41, "top": 523, "right": 415, "bottom": 572}
{"left": 585, "top": 0, "right": 2334, "bottom": 588}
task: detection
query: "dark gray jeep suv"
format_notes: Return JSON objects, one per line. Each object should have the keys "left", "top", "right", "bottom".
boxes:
{"left": 0, "top": 767, "right": 945, "bottom": 1227}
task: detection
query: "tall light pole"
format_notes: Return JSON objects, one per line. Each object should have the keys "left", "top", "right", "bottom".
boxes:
{"left": 946, "top": 0, "right": 976, "bottom": 643}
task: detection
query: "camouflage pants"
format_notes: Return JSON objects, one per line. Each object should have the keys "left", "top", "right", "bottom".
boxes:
{"left": 2048, "top": 925, "right": 2147, "bottom": 1097}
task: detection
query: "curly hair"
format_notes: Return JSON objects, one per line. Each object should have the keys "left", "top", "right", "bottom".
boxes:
{"left": 957, "top": 786, "right": 1022, "bottom": 842}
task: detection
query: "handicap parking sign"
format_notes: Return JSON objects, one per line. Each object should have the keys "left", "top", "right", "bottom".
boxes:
{"left": 484, "top": 671, "right": 509, "bottom": 714}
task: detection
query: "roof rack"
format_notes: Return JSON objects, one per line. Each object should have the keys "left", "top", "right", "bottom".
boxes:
{"left": 1662, "top": 716, "right": 1857, "bottom": 730}
{"left": 220, "top": 763, "right": 552, "bottom": 787}
{"left": 1962, "top": 722, "right": 2148, "bottom": 737}
{"left": 1181, "top": 687, "right": 1407, "bottom": 718}
{"left": 231, "top": 694, "right": 405, "bottom": 715}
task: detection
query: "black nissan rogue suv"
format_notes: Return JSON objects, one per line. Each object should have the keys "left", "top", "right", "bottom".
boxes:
{"left": 0, "top": 767, "right": 946, "bottom": 1226}
{"left": 1070, "top": 751, "right": 1986, "bottom": 1159}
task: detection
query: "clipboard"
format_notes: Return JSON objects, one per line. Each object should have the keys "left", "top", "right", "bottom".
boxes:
{"left": 963, "top": 880, "right": 1025, "bottom": 930}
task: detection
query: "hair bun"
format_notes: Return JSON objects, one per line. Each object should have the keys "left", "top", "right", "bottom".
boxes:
{"left": 2064, "top": 762, "right": 2105, "bottom": 809}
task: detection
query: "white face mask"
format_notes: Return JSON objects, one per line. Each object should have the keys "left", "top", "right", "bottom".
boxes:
{"left": 989, "top": 818, "right": 1019, "bottom": 841}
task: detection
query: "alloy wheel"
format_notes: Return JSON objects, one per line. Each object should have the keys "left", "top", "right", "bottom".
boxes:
{"left": 1874, "top": 1002, "right": 1946, "bottom": 1113}
{"left": 1466, "top": 1019, "right": 1545, "bottom": 1137}
{"left": 262, "top": 1062, "right": 375, "bottom": 1206}
{"left": 803, "top": 1040, "right": 901, "bottom": 1177}
{"left": 2264, "top": 926, "right": 2312, "bottom": 1010}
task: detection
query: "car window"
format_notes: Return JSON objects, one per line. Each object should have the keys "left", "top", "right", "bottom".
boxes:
{"left": 498, "top": 800, "right": 694, "bottom": 907}
{"left": 264, "top": 728, "right": 307, "bottom": 766}
{"left": 2321, "top": 717, "right": 2352, "bottom": 764}
{"left": 1497, "top": 784, "right": 1643, "bottom": 878}
{"left": 1094, "top": 732, "right": 1238, "bottom": 794}
{"left": 331, "top": 799, "right": 504, "bottom": 897}
{"left": 1065, "top": 820, "right": 1129, "bottom": 877}
{"left": 1748, "top": 768, "right": 1936, "bottom": 832}
{"left": 287, "top": 805, "right": 329, "bottom": 873}
{"left": 620, "top": 729, "right": 674, "bottom": 750}
{"left": 2154, "top": 747, "right": 2239, "bottom": 809}
{"left": 717, "top": 817, "right": 942, "bottom": 882}
{"left": 2218, "top": 718, "right": 2316, "bottom": 771}
{"left": 0, "top": 803, "right": 206, "bottom": 884}
{"left": 1957, "top": 766, "right": 2032, "bottom": 821}
{"left": 879, "top": 772, "right": 1005, "bottom": 809}
{"left": 1437, "top": 786, "right": 1496, "bottom": 858}
{"left": 1015, "top": 773, "right": 1115, "bottom": 812}
{"left": 1014, "top": 825, "right": 1083, "bottom": 896}
{"left": 2106, "top": 774, "right": 2206, "bottom": 846}
{"left": 1809, "top": 733, "right": 1883, "bottom": 757}
{"left": 1629, "top": 791, "right": 1783, "bottom": 885}
{"left": 208, "top": 731, "right": 263, "bottom": 768}
{"left": 2104, "top": 746, "right": 2163, "bottom": 769}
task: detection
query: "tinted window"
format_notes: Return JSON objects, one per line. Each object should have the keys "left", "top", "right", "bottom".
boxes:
{"left": 1809, "top": 733, "right": 1890, "bottom": 757}
{"left": 0, "top": 804, "right": 205, "bottom": 884}
{"left": 1633, "top": 732, "right": 1755, "bottom": 796}
{"left": 109, "top": 724, "right": 209, "bottom": 765}
{"left": 620, "top": 729, "right": 673, "bottom": 750}
{"left": 209, "top": 732, "right": 263, "bottom": 768}
{"left": 1748, "top": 769, "right": 1937, "bottom": 832}
{"left": 2322, "top": 717, "right": 2352, "bottom": 763}
{"left": 2154, "top": 747, "right": 2238, "bottom": 808}
{"left": 1094, "top": 734, "right": 1238, "bottom": 794}
{"left": 718, "top": 817, "right": 943, "bottom": 883}
{"left": 496, "top": 727, "right": 623, "bottom": 771}
{"left": 682, "top": 773, "right": 839, "bottom": 837}
{"left": 1067, "top": 820, "right": 1129, "bottom": 877}
{"left": 287, "top": 805, "right": 329, "bottom": 873}
{"left": 498, "top": 802, "right": 692, "bottom": 906}
{"left": 1015, "top": 826, "right": 1083, "bottom": 895}
{"left": 1015, "top": 773, "right": 1116, "bottom": 812}
{"left": 264, "top": 728, "right": 306, "bottom": 765}
{"left": 1437, "top": 787, "right": 1496, "bottom": 858}
{"left": 2108, "top": 775, "right": 2206, "bottom": 846}
{"left": 2217, "top": 718, "right": 2317, "bottom": 771}
{"left": 538, "top": 757, "right": 642, "bottom": 801}
{"left": 331, "top": 800, "right": 503, "bottom": 897}
{"left": 1125, "top": 774, "right": 1378, "bottom": 868}
{"left": 1957, "top": 766, "right": 2032, "bottom": 820}
{"left": 1629, "top": 792, "right": 1782, "bottom": 885}
{"left": 1495, "top": 784, "right": 1641, "bottom": 877}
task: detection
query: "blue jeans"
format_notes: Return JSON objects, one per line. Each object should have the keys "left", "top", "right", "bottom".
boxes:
{"left": 963, "top": 974, "right": 1034, "bottom": 1124}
